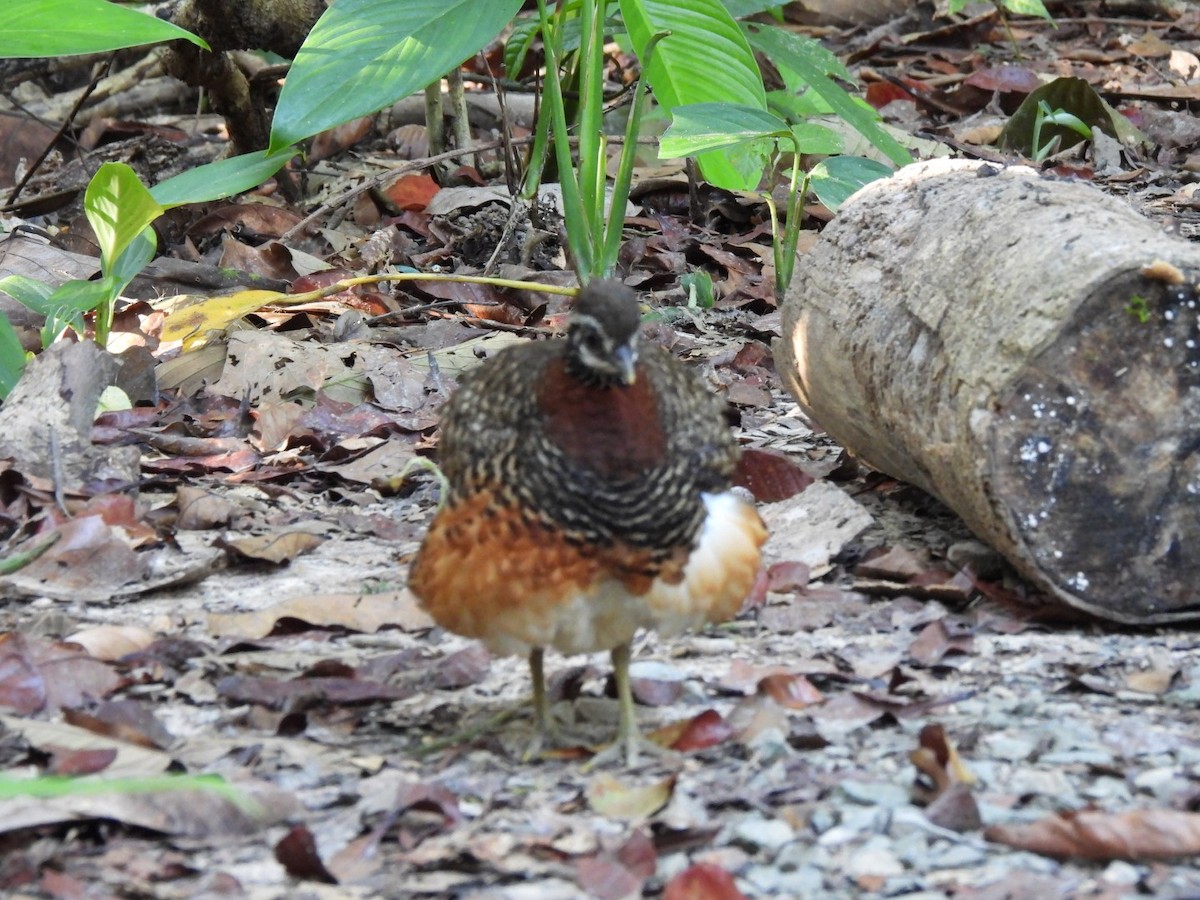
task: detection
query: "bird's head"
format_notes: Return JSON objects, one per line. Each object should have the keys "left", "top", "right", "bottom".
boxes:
{"left": 566, "top": 280, "right": 642, "bottom": 387}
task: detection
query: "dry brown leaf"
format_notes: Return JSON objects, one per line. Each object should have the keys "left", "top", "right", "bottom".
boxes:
{"left": 64, "top": 625, "right": 157, "bottom": 662}
{"left": 985, "top": 808, "right": 1200, "bottom": 861}
{"left": 218, "top": 531, "right": 325, "bottom": 564}
{"left": 908, "top": 620, "right": 974, "bottom": 666}
{"left": 0, "top": 632, "right": 122, "bottom": 714}
{"left": 758, "top": 673, "right": 824, "bottom": 709}
{"left": 207, "top": 590, "right": 433, "bottom": 638}
{"left": 176, "top": 486, "right": 240, "bottom": 530}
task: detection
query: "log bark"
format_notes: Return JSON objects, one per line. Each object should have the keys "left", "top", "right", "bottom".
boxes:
{"left": 776, "top": 158, "right": 1200, "bottom": 624}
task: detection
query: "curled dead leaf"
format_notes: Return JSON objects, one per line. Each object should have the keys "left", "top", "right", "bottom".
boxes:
{"left": 985, "top": 808, "right": 1200, "bottom": 861}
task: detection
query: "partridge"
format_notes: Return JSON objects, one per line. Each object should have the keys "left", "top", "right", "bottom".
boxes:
{"left": 408, "top": 280, "right": 766, "bottom": 765}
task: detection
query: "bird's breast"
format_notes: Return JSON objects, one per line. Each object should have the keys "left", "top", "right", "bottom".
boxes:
{"left": 535, "top": 358, "right": 667, "bottom": 479}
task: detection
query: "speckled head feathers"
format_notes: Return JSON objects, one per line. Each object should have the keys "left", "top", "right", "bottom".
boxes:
{"left": 567, "top": 280, "right": 643, "bottom": 386}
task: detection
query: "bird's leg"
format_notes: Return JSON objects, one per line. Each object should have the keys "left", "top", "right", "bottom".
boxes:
{"left": 583, "top": 641, "right": 677, "bottom": 769}
{"left": 523, "top": 647, "right": 556, "bottom": 760}
{"left": 612, "top": 641, "right": 640, "bottom": 766}
{"left": 531, "top": 647, "right": 550, "bottom": 735}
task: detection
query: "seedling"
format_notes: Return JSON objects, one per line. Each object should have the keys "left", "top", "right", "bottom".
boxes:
{"left": 1031, "top": 100, "right": 1093, "bottom": 162}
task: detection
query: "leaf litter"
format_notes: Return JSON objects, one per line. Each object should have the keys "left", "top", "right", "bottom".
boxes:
{"left": 3, "top": 4, "right": 1200, "bottom": 897}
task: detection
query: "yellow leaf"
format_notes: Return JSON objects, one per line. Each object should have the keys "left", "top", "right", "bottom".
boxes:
{"left": 585, "top": 772, "right": 675, "bottom": 820}
{"left": 160, "top": 290, "right": 288, "bottom": 348}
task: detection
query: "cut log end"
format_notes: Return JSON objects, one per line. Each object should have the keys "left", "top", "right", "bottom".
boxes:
{"left": 990, "top": 272, "right": 1200, "bottom": 621}
{"left": 779, "top": 160, "right": 1200, "bottom": 623}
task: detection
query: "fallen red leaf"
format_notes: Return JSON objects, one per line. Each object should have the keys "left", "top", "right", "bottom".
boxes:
{"left": 732, "top": 448, "right": 813, "bottom": 503}
{"left": 664, "top": 862, "right": 746, "bottom": 900}
{"left": 383, "top": 173, "right": 440, "bottom": 211}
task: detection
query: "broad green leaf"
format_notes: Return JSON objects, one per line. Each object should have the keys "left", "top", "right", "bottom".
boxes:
{"left": 109, "top": 228, "right": 158, "bottom": 288}
{"left": 84, "top": 163, "right": 164, "bottom": 273}
{"left": 620, "top": 0, "right": 769, "bottom": 191}
{"left": 809, "top": 155, "right": 892, "bottom": 212}
{"left": 47, "top": 277, "right": 119, "bottom": 318}
{"left": 271, "top": 0, "right": 523, "bottom": 152}
{"left": 38, "top": 277, "right": 115, "bottom": 343}
{"left": 660, "top": 103, "right": 788, "bottom": 158}
{"left": 151, "top": 149, "right": 298, "bottom": 207}
{"left": 0, "top": 274, "right": 55, "bottom": 314}
{"left": 789, "top": 122, "right": 843, "bottom": 155}
{"left": 745, "top": 24, "right": 911, "bottom": 168}
{"left": 0, "top": 313, "right": 25, "bottom": 400}
{"left": 0, "top": 0, "right": 207, "bottom": 58}
{"left": 721, "top": 0, "right": 784, "bottom": 18}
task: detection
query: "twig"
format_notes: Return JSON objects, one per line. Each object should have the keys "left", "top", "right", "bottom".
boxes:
{"left": 6, "top": 55, "right": 111, "bottom": 207}
{"left": 47, "top": 425, "right": 69, "bottom": 517}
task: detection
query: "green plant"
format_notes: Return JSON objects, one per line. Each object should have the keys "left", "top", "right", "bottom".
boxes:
{"left": 1126, "top": 295, "right": 1151, "bottom": 324}
{"left": 0, "top": 150, "right": 300, "bottom": 351}
{"left": 945, "top": 0, "right": 1053, "bottom": 52}
{"left": 946, "top": 0, "right": 1052, "bottom": 19}
{"left": 528, "top": 0, "right": 658, "bottom": 280}
{"left": 0, "top": 0, "right": 209, "bottom": 398}
{"left": 1030, "top": 100, "right": 1093, "bottom": 162}
{"left": 0, "top": 0, "right": 208, "bottom": 58}
{"left": 660, "top": 25, "right": 908, "bottom": 297}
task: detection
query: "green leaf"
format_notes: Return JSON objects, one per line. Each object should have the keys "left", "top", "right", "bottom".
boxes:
{"left": 660, "top": 103, "right": 788, "bottom": 157}
{"left": 504, "top": 14, "right": 541, "bottom": 80}
{"left": 47, "top": 277, "right": 119, "bottom": 319}
{"left": 0, "top": 313, "right": 25, "bottom": 400}
{"left": 720, "top": 0, "right": 783, "bottom": 17}
{"left": 150, "top": 149, "right": 298, "bottom": 207}
{"left": 0, "top": 0, "right": 207, "bottom": 58}
{"left": 84, "top": 163, "right": 164, "bottom": 273}
{"left": 0, "top": 274, "right": 55, "bottom": 314}
{"left": 270, "top": 0, "right": 523, "bottom": 152}
{"left": 808, "top": 155, "right": 892, "bottom": 212}
{"left": 1000, "top": 77, "right": 1141, "bottom": 157}
{"left": 745, "top": 24, "right": 911, "bottom": 168}
{"left": 789, "top": 122, "right": 843, "bottom": 155}
{"left": 1001, "top": 0, "right": 1053, "bottom": 21}
{"left": 620, "top": 0, "right": 769, "bottom": 191}
{"left": 109, "top": 228, "right": 157, "bottom": 288}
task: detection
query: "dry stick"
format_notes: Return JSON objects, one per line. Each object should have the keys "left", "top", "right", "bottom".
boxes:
{"left": 6, "top": 55, "right": 111, "bottom": 207}
{"left": 446, "top": 67, "right": 474, "bottom": 171}
{"left": 481, "top": 53, "right": 530, "bottom": 276}
{"left": 47, "top": 425, "right": 68, "bottom": 517}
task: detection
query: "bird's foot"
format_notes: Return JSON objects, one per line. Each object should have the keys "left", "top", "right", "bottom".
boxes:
{"left": 582, "top": 729, "right": 679, "bottom": 771}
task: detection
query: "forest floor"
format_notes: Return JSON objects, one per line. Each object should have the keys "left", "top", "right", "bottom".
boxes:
{"left": 2, "top": 2, "right": 1200, "bottom": 898}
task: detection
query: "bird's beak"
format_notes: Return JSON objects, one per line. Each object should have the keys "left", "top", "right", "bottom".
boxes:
{"left": 614, "top": 343, "right": 637, "bottom": 385}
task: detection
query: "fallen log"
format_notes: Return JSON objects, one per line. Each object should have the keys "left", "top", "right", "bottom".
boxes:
{"left": 777, "top": 158, "right": 1200, "bottom": 624}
